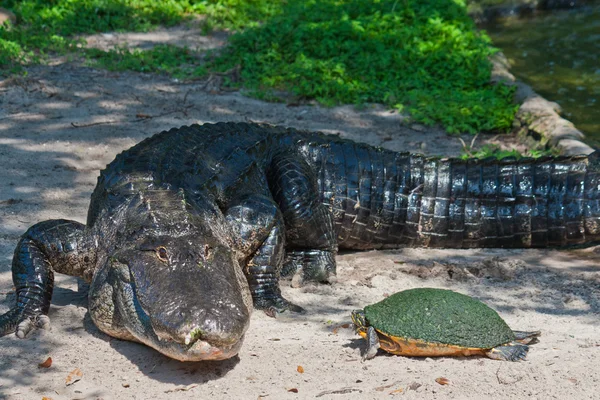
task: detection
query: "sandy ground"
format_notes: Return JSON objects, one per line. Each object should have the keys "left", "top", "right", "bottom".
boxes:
{"left": 0, "top": 25, "right": 599, "bottom": 400}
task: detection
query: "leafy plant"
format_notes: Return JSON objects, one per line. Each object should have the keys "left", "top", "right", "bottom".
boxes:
{"left": 206, "top": 0, "right": 518, "bottom": 133}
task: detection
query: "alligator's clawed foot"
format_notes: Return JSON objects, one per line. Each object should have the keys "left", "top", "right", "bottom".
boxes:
{"left": 282, "top": 250, "right": 336, "bottom": 285}
{"left": 0, "top": 308, "right": 51, "bottom": 338}
{"left": 16, "top": 315, "right": 51, "bottom": 338}
{"left": 254, "top": 295, "right": 305, "bottom": 317}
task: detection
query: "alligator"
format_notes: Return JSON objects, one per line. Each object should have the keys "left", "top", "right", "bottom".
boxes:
{"left": 1, "top": 122, "right": 599, "bottom": 361}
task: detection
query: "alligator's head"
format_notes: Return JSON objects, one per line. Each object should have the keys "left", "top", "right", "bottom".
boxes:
{"left": 88, "top": 193, "right": 252, "bottom": 361}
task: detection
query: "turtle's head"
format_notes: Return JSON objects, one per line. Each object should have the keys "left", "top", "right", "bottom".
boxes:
{"left": 351, "top": 310, "right": 368, "bottom": 336}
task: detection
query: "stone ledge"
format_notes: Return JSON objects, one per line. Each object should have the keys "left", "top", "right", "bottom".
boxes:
{"left": 491, "top": 52, "right": 594, "bottom": 155}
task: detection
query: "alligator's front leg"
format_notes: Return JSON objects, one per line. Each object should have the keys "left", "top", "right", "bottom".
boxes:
{"left": 0, "top": 219, "right": 97, "bottom": 338}
{"left": 268, "top": 154, "right": 338, "bottom": 283}
{"left": 225, "top": 194, "right": 302, "bottom": 313}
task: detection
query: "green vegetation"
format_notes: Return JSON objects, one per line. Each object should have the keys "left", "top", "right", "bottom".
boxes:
{"left": 208, "top": 0, "right": 518, "bottom": 134}
{"left": 85, "top": 45, "right": 207, "bottom": 78}
{"left": 0, "top": 0, "right": 519, "bottom": 134}
{"left": 460, "top": 143, "right": 559, "bottom": 160}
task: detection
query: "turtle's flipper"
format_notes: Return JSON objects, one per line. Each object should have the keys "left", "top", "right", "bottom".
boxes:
{"left": 512, "top": 330, "right": 541, "bottom": 345}
{"left": 364, "top": 326, "right": 381, "bottom": 360}
{"left": 486, "top": 343, "right": 529, "bottom": 361}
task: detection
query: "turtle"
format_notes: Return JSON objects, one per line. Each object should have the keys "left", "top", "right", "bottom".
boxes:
{"left": 351, "top": 288, "right": 540, "bottom": 361}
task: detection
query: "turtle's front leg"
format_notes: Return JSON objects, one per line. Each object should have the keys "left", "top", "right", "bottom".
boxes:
{"left": 0, "top": 219, "right": 96, "bottom": 338}
{"left": 364, "top": 326, "right": 381, "bottom": 360}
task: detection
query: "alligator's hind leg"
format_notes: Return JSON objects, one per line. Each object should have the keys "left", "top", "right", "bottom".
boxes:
{"left": 267, "top": 154, "right": 337, "bottom": 283}
{"left": 225, "top": 194, "right": 303, "bottom": 313}
{"left": 0, "top": 220, "right": 96, "bottom": 338}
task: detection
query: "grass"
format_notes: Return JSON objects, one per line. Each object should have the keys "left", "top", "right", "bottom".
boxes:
{"left": 84, "top": 45, "right": 207, "bottom": 78}
{"left": 0, "top": 0, "right": 519, "bottom": 135}
{"left": 460, "top": 143, "right": 559, "bottom": 160}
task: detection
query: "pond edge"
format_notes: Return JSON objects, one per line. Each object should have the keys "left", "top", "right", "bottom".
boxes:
{"left": 491, "top": 52, "right": 595, "bottom": 156}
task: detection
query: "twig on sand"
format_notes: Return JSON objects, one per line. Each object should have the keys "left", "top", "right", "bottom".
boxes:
{"left": 316, "top": 387, "right": 362, "bottom": 397}
{"left": 71, "top": 120, "right": 118, "bottom": 128}
{"left": 458, "top": 133, "right": 479, "bottom": 156}
{"left": 133, "top": 104, "right": 194, "bottom": 121}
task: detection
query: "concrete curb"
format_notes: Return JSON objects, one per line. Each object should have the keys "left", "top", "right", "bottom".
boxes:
{"left": 491, "top": 52, "right": 595, "bottom": 156}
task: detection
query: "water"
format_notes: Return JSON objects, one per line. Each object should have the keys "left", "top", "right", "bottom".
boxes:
{"left": 483, "top": 6, "right": 600, "bottom": 145}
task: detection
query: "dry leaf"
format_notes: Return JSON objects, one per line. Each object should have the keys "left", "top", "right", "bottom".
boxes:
{"left": 263, "top": 308, "right": 277, "bottom": 318}
{"left": 287, "top": 388, "right": 299, "bottom": 393}
{"left": 42, "top": 397, "right": 53, "bottom": 400}
{"left": 297, "top": 365, "right": 304, "bottom": 374}
{"left": 38, "top": 357, "right": 52, "bottom": 368}
{"left": 435, "top": 377, "right": 451, "bottom": 386}
{"left": 389, "top": 388, "right": 404, "bottom": 395}
{"left": 65, "top": 368, "right": 83, "bottom": 386}
{"left": 333, "top": 323, "right": 352, "bottom": 334}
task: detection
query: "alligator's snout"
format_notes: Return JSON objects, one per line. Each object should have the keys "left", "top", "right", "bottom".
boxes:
{"left": 149, "top": 306, "right": 249, "bottom": 361}
{"left": 90, "top": 240, "right": 253, "bottom": 361}
{"left": 139, "top": 243, "right": 252, "bottom": 360}
{"left": 152, "top": 299, "right": 250, "bottom": 349}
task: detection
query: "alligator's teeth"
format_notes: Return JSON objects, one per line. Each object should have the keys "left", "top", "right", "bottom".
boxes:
{"left": 185, "top": 333, "right": 192, "bottom": 345}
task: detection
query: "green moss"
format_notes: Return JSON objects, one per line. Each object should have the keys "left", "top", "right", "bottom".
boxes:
{"left": 364, "top": 288, "right": 514, "bottom": 348}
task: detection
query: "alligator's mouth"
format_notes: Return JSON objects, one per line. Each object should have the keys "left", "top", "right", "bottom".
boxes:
{"left": 146, "top": 324, "right": 245, "bottom": 361}
{"left": 121, "top": 295, "right": 248, "bottom": 362}
{"left": 112, "top": 305, "right": 247, "bottom": 362}
{"left": 90, "top": 256, "right": 251, "bottom": 362}
{"left": 146, "top": 331, "right": 244, "bottom": 362}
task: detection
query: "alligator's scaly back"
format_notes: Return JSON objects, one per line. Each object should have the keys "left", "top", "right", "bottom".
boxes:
{"left": 295, "top": 136, "right": 600, "bottom": 249}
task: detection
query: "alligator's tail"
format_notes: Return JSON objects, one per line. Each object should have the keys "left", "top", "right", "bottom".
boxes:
{"left": 408, "top": 151, "right": 600, "bottom": 248}
{"left": 316, "top": 137, "right": 600, "bottom": 249}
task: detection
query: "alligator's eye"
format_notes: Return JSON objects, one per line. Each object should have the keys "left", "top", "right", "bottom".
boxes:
{"left": 156, "top": 246, "right": 168, "bottom": 262}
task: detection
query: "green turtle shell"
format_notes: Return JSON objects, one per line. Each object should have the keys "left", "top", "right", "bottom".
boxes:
{"left": 363, "top": 288, "right": 515, "bottom": 349}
